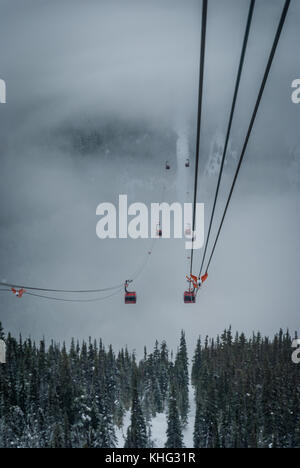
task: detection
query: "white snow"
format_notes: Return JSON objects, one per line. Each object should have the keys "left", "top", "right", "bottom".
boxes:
{"left": 182, "top": 385, "right": 196, "bottom": 448}
{"left": 150, "top": 412, "right": 168, "bottom": 448}
{"left": 115, "top": 385, "right": 196, "bottom": 448}
{"left": 115, "top": 411, "right": 131, "bottom": 448}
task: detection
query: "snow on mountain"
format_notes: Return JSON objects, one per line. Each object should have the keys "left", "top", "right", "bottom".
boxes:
{"left": 115, "top": 385, "right": 196, "bottom": 448}
{"left": 204, "top": 130, "right": 237, "bottom": 177}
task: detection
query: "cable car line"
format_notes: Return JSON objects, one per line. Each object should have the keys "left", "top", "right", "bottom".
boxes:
{"left": 189, "top": 0, "right": 208, "bottom": 279}
{"left": 0, "top": 281, "right": 123, "bottom": 294}
{"left": 1, "top": 184, "right": 167, "bottom": 303}
{"left": 204, "top": 0, "right": 291, "bottom": 275}
{"left": 199, "top": 0, "right": 255, "bottom": 278}
{"left": 23, "top": 287, "right": 124, "bottom": 303}
{"left": 0, "top": 234, "right": 157, "bottom": 300}
{"left": 0, "top": 1, "right": 291, "bottom": 306}
{"left": 125, "top": 183, "right": 167, "bottom": 302}
{"left": 131, "top": 238, "right": 156, "bottom": 281}
{"left": 130, "top": 184, "right": 166, "bottom": 282}
{"left": 184, "top": 0, "right": 208, "bottom": 304}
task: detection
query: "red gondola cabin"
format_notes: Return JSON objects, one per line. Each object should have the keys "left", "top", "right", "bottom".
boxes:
{"left": 124, "top": 280, "right": 136, "bottom": 304}
{"left": 185, "top": 223, "right": 192, "bottom": 236}
{"left": 184, "top": 291, "right": 196, "bottom": 304}
{"left": 125, "top": 292, "right": 137, "bottom": 304}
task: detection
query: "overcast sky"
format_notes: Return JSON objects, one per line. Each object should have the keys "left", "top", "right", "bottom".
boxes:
{"left": 0, "top": 0, "right": 299, "bottom": 355}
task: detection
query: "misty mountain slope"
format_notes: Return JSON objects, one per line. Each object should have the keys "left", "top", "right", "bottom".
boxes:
{"left": 0, "top": 120, "right": 299, "bottom": 352}
{"left": 0, "top": 0, "right": 300, "bottom": 349}
{"left": 47, "top": 118, "right": 177, "bottom": 164}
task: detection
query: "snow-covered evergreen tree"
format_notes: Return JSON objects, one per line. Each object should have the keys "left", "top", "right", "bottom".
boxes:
{"left": 174, "top": 331, "right": 189, "bottom": 426}
{"left": 124, "top": 370, "right": 148, "bottom": 448}
{"left": 165, "top": 370, "right": 184, "bottom": 449}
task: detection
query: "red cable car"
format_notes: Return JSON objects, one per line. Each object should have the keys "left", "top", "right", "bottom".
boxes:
{"left": 156, "top": 224, "right": 162, "bottom": 237}
{"left": 185, "top": 159, "right": 190, "bottom": 168}
{"left": 124, "top": 281, "right": 136, "bottom": 304}
{"left": 184, "top": 290, "right": 196, "bottom": 304}
{"left": 185, "top": 223, "right": 192, "bottom": 236}
{"left": 11, "top": 288, "right": 26, "bottom": 298}
{"left": 125, "top": 292, "right": 137, "bottom": 304}
{"left": 166, "top": 161, "right": 170, "bottom": 170}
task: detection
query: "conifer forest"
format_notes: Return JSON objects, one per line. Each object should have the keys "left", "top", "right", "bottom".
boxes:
{"left": 0, "top": 323, "right": 299, "bottom": 448}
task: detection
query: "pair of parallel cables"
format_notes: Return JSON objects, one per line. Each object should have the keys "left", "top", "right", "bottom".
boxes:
{"left": 189, "top": 0, "right": 290, "bottom": 281}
